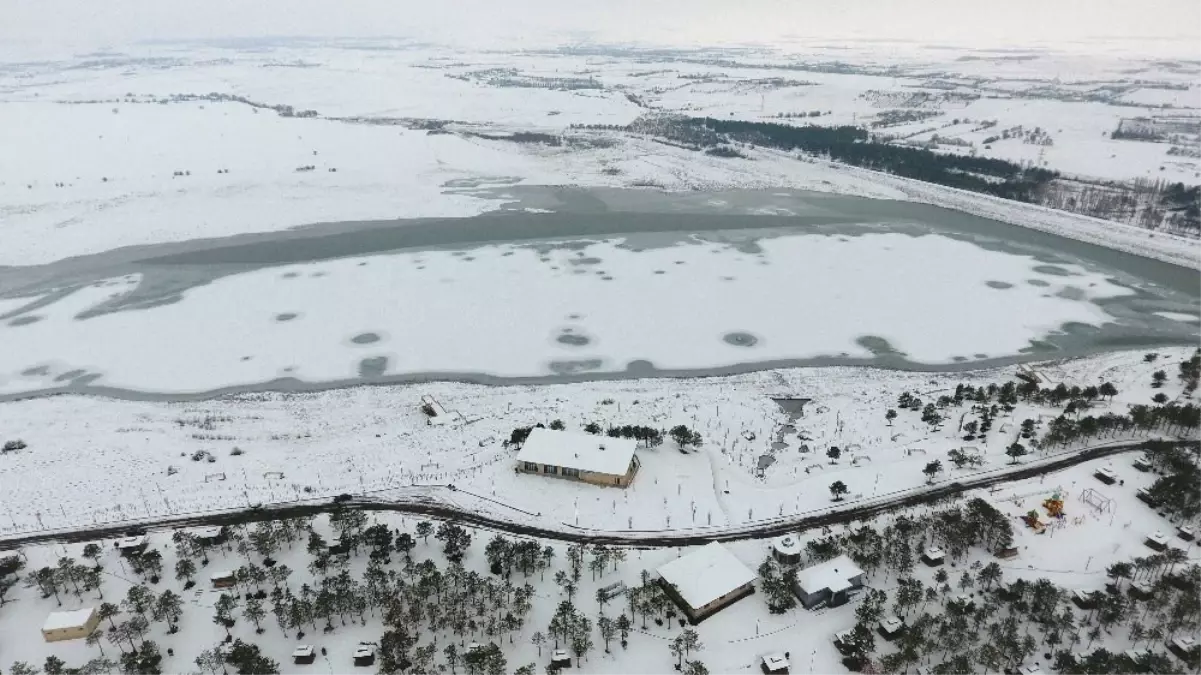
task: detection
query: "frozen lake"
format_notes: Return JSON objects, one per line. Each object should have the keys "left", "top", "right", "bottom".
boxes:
{"left": 0, "top": 188, "right": 1196, "bottom": 397}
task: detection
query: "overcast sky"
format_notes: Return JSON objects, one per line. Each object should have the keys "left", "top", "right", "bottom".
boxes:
{"left": 3, "top": 0, "right": 1200, "bottom": 58}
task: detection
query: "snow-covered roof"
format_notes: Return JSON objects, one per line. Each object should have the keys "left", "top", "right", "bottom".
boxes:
{"left": 795, "top": 554, "right": 865, "bottom": 595}
{"left": 42, "top": 607, "right": 96, "bottom": 632}
{"left": 191, "top": 526, "right": 223, "bottom": 539}
{"left": 1096, "top": 467, "right": 1117, "bottom": 478}
{"left": 1147, "top": 531, "right": 1169, "bottom": 544}
{"left": 211, "top": 570, "right": 236, "bottom": 580}
{"left": 115, "top": 535, "right": 147, "bottom": 548}
{"left": 762, "top": 653, "right": 789, "bottom": 671}
{"left": 353, "top": 645, "right": 374, "bottom": 658}
{"left": 923, "top": 546, "right": 944, "bottom": 559}
{"left": 879, "top": 616, "right": 904, "bottom": 634}
{"left": 292, "top": 646, "right": 314, "bottom": 657}
{"left": 1173, "top": 636, "right": 1198, "bottom": 650}
{"left": 657, "top": 542, "right": 756, "bottom": 610}
{"left": 516, "top": 427, "right": 637, "bottom": 476}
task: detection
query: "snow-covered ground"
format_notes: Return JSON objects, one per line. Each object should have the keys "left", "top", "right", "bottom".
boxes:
{"left": 0, "top": 346, "right": 1193, "bottom": 539}
{"left": 0, "top": 447, "right": 1195, "bottom": 674}
{"left": 1, "top": 42, "right": 1198, "bottom": 267}
{"left": 5, "top": 228, "right": 1176, "bottom": 396}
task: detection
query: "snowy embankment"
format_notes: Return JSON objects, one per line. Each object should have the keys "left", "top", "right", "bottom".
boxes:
{"left": 0, "top": 346, "right": 1192, "bottom": 539}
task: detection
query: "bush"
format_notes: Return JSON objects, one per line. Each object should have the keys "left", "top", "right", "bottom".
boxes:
{"left": 2, "top": 440, "right": 27, "bottom": 453}
{"left": 230, "top": 447, "right": 244, "bottom": 456}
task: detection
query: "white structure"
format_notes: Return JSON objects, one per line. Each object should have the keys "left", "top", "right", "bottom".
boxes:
{"left": 114, "top": 535, "right": 148, "bottom": 556}
{"left": 1177, "top": 525, "right": 1195, "bottom": 542}
{"left": 657, "top": 542, "right": 756, "bottom": 622}
{"left": 42, "top": 607, "right": 99, "bottom": 642}
{"left": 922, "top": 546, "right": 945, "bottom": 566}
{"left": 771, "top": 535, "right": 802, "bottom": 565}
{"left": 1145, "top": 531, "right": 1170, "bottom": 551}
{"left": 352, "top": 644, "right": 375, "bottom": 667}
{"left": 761, "top": 653, "right": 790, "bottom": 674}
{"left": 1169, "top": 636, "right": 1199, "bottom": 661}
{"left": 1094, "top": 467, "right": 1118, "bottom": 484}
{"left": 291, "top": 645, "right": 316, "bottom": 665}
{"left": 516, "top": 428, "right": 640, "bottom": 487}
{"left": 878, "top": 616, "right": 905, "bottom": 640}
{"left": 793, "top": 554, "right": 865, "bottom": 609}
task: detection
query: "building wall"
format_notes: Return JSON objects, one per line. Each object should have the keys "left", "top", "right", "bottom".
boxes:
{"left": 41, "top": 613, "right": 100, "bottom": 642}
{"left": 517, "top": 456, "right": 639, "bottom": 488}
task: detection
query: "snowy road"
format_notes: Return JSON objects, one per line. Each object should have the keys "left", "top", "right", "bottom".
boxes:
{"left": 0, "top": 438, "right": 1181, "bottom": 551}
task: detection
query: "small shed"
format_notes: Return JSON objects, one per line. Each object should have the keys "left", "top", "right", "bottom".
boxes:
{"left": 949, "top": 593, "right": 975, "bottom": 611}
{"left": 1132, "top": 455, "right": 1152, "bottom": 472}
{"left": 114, "top": 535, "right": 148, "bottom": 557}
{"left": 1094, "top": 467, "right": 1117, "bottom": 485}
{"left": 761, "top": 652, "right": 790, "bottom": 674}
{"left": 1145, "top": 531, "right": 1170, "bottom": 551}
{"left": 1169, "top": 636, "right": 1200, "bottom": 662}
{"left": 1136, "top": 487, "right": 1159, "bottom": 507}
{"left": 1129, "top": 580, "right": 1154, "bottom": 599}
{"left": 191, "top": 526, "right": 226, "bottom": 546}
{"left": 42, "top": 607, "right": 99, "bottom": 642}
{"left": 1071, "top": 590, "right": 1097, "bottom": 609}
{"left": 921, "top": 546, "right": 945, "bottom": 567}
{"left": 211, "top": 570, "right": 237, "bottom": 589}
{"left": 793, "top": 554, "right": 865, "bottom": 609}
{"left": 352, "top": 644, "right": 375, "bottom": 667}
{"left": 771, "top": 535, "right": 802, "bottom": 566}
{"left": 878, "top": 616, "right": 905, "bottom": 641}
{"left": 657, "top": 542, "right": 756, "bottom": 622}
{"left": 550, "top": 650, "right": 572, "bottom": 669}
{"left": 292, "top": 646, "right": 315, "bottom": 665}
{"left": 1177, "top": 525, "right": 1195, "bottom": 542}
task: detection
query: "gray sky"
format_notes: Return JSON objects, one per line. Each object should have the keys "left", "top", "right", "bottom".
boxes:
{"left": 3, "top": 0, "right": 1199, "bottom": 57}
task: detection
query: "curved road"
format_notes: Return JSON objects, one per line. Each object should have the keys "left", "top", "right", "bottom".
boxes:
{"left": 0, "top": 439, "right": 1185, "bottom": 552}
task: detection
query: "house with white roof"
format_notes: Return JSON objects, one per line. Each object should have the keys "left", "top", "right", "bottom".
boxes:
{"left": 515, "top": 428, "right": 640, "bottom": 488}
{"left": 42, "top": 607, "right": 99, "bottom": 642}
{"left": 657, "top": 542, "right": 757, "bottom": 622}
{"left": 793, "top": 554, "right": 865, "bottom": 609}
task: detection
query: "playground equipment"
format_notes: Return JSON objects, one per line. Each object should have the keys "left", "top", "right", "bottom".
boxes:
{"left": 1080, "top": 488, "right": 1115, "bottom": 514}
{"left": 1042, "top": 491, "right": 1066, "bottom": 519}
{"left": 1021, "top": 510, "right": 1047, "bottom": 534}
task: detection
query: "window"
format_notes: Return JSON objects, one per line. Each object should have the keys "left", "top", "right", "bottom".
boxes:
{"left": 543, "top": 464, "right": 558, "bottom": 474}
{"left": 523, "top": 462, "right": 538, "bottom": 471}
{"left": 562, "top": 467, "right": 580, "bottom": 478}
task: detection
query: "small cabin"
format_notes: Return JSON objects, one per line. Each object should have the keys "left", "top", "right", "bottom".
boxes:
{"left": 211, "top": 570, "right": 237, "bottom": 589}
{"left": 1094, "top": 467, "right": 1118, "bottom": 485}
{"left": 1129, "top": 581, "right": 1154, "bottom": 599}
{"left": 550, "top": 650, "right": 572, "bottom": 669}
{"left": 1145, "top": 531, "right": 1170, "bottom": 551}
{"left": 996, "top": 546, "right": 1019, "bottom": 560}
{"left": 1169, "top": 636, "right": 1200, "bottom": 663}
{"left": 352, "top": 645, "right": 375, "bottom": 667}
{"left": 192, "top": 526, "right": 226, "bottom": 547}
{"left": 1071, "top": 590, "right": 1097, "bottom": 609}
{"left": 833, "top": 630, "right": 856, "bottom": 656}
{"left": 948, "top": 593, "right": 975, "bottom": 611}
{"left": 1136, "top": 488, "right": 1159, "bottom": 507}
{"left": 1132, "top": 455, "right": 1152, "bottom": 472}
{"left": 1177, "top": 525, "right": 1195, "bottom": 542}
{"left": 761, "top": 652, "right": 790, "bottom": 674}
{"left": 921, "top": 546, "right": 945, "bottom": 567}
{"left": 328, "top": 540, "right": 351, "bottom": 557}
{"left": 292, "top": 646, "right": 315, "bottom": 665}
{"left": 878, "top": 616, "right": 905, "bottom": 641}
{"left": 42, "top": 607, "right": 100, "bottom": 643}
{"left": 114, "top": 536, "right": 148, "bottom": 557}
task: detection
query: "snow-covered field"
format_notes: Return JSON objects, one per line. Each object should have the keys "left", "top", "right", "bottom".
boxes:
{"left": 6, "top": 228, "right": 1176, "bottom": 396}
{"left": 0, "top": 346, "right": 1193, "bottom": 539}
{"left": 1, "top": 42, "right": 1198, "bottom": 268}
